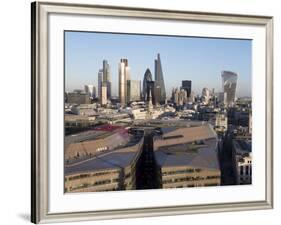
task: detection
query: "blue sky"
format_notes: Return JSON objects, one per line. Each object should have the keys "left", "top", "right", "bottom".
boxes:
{"left": 65, "top": 31, "right": 252, "bottom": 97}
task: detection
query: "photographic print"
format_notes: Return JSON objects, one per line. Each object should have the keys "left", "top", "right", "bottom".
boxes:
{"left": 64, "top": 32, "right": 252, "bottom": 193}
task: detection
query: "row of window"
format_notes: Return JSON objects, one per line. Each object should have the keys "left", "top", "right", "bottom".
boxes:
{"left": 162, "top": 168, "right": 202, "bottom": 176}
{"left": 162, "top": 175, "right": 219, "bottom": 184}
{"left": 239, "top": 165, "right": 252, "bottom": 176}
{"left": 69, "top": 178, "right": 119, "bottom": 191}
{"left": 67, "top": 171, "right": 116, "bottom": 181}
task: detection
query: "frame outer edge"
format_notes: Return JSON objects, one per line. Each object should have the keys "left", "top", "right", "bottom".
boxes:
{"left": 31, "top": 1, "right": 274, "bottom": 223}
{"left": 266, "top": 17, "right": 274, "bottom": 208}
{"left": 31, "top": 1, "right": 39, "bottom": 224}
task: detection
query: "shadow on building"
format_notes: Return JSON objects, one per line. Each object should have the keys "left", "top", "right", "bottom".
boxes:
{"left": 136, "top": 130, "right": 161, "bottom": 189}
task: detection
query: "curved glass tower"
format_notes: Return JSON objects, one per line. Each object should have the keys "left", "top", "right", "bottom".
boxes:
{"left": 221, "top": 71, "right": 238, "bottom": 106}
{"left": 142, "top": 68, "right": 153, "bottom": 101}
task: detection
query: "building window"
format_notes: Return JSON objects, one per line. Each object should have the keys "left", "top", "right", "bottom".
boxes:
{"left": 245, "top": 165, "right": 249, "bottom": 175}
{"left": 240, "top": 166, "right": 244, "bottom": 175}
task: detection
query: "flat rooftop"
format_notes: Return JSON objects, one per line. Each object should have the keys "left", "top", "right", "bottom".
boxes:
{"left": 154, "top": 124, "right": 219, "bottom": 170}
{"left": 233, "top": 139, "right": 252, "bottom": 155}
{"left": 65, "top": 124, "right": 130, "bottom": 160}
{"left": 65, "top": 137, "right": 143, "bottom": 176}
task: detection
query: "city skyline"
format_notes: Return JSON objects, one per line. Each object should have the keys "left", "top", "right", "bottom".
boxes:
{"left": 65, "top": 31, "right": 252, "bottom": 97}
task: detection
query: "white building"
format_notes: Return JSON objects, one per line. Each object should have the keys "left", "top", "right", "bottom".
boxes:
{"left": 70, "top": 104, "right": 97, "bottom": 116}
{"left": 222, "top": 71, "right": 238, "bottom": 107}
{"left": 232, "top": 139, "right": 252, "bottom": 185}
{"left": 202, "top": 87, "right": 210, "bottom": 104}
{"left": 118, "top": 59, "right": 131, "bottom": 106}
{"left": 215, "top": 113, "right": 228, "bottom": 133}
{"left": 101, "top": 82, "right": 107, "bottom": 106}
{"left": 249, "top": 112, "right": 252, "bottom": 134}
{"left": 84, "top": 84, "right": 96, "bottom": 98}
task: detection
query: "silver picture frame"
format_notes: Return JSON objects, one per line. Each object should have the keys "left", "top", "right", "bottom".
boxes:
{"left": 31, "top": 1, "right": 273, "bottom": 223}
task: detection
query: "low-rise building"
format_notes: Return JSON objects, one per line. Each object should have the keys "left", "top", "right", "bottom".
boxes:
{"left": 66, "top": 91, "right": 91, "bottom": 104}
{"left": 214, "top": 112, "right": 228, "bottom": 133}
{"left": 65, "top": 131, "right": 144, "bottom": 192}
{"left": 232, "top": 139, "right": 252, "bottom": 185}
{"left": 70, "top": 104, "right": 97, "bottom": 116}
{"left": 154, "top": 124, "right": 221, "bottom": 188}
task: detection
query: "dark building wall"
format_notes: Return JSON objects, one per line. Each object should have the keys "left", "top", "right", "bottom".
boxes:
{"left": 182, "top": 80, "right": 192, "bottom": 97}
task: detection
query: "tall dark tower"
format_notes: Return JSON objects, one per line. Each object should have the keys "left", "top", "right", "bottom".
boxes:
{"left": 182, "top": 80, "right": 192, "bottom": 97}
{"left": 154, "top": 53, "right": 166, "bottom": 103}
{"left": 102, "top": 60, "right": 111, "bottom": 99}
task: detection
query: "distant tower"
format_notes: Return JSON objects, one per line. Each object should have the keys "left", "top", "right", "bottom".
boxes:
{"left": 154, "top": 53, "right": 166, "bottom": 103}
{"left": 118, "top": 59, "right": 130, "bottom": 106}
{"left": 98, "top": 69, "right": 103, "bottom": 99}
{"left": 221, "top": 71, "right": 238, "bottom": 106}
{"left": 101, "top": 82, "right": 107, "bottom": 106}
{"left": 127, "top": 80, "right": 141, "bottom": 102}
{"left": 84, "top": 84, "right": 96, "bottom": 98}
{"left": 102, "top": 60, "right": 111, "bottom": 99}
{"left": 202, "top": 87, "right": 210, "bottom": 104}
{"left": 181, "top": 80, "right": 192, "bottom": 97}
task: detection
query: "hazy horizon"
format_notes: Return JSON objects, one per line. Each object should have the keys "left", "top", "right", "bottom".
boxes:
{"left": 65, "top": 31, "right": 252, "bottom": 98}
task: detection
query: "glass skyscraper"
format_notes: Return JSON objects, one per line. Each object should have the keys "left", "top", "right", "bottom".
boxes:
{"left": 221, "top": 71, "right": 238, "bottom": 106}
{"left": 142, "top": 68, "right": 153, "bottom": 101}
{"left": 102, "top": 60, "right": 111, "bottom": 99}
{"left": 118, "top": 58, "right": 131, "bottom": 106}
{"left": 182, "top": 80, "right": 192, "bottom": 97}
{"left": 154, "top": 53, "right": 166, "bottom": 103}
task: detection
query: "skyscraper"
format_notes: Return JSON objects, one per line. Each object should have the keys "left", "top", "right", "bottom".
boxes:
{"left": 118, "top": 58, "right": 130, "bottom": 106}
{"left": 84, "top": 84, "right": 96, "bottom": 98}
{"left": 102, "top": 60, "right": 111, "bottom": 99}
{"left": 127, "top": 80, "right": 141, "bottom": 102}
{"left": 182, "top": 80, "right": 192, "bottom": 97}
{"left": 101, "top": 82, "right": 107, "bottom": 106}
{"left": 98, "top": 69, "right": 103, "bottom": 99}
{"left": 221, "top": 71, "right": 238, "bottom": 106}
{"left": 154, "top": 53, "right": 166, "bottom": 103}
{"left": 142, "top": 68, "right": 153, "bottom": 101}
{"left": 202, "top": 87, "right": 210, "bottom": 104}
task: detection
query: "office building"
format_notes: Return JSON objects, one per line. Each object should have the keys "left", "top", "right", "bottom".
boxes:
{"left": 202, "top": 87, "right": 210, "bottom": 104}
{"left": 142, "top": 68, "right": 153, "bottom": 101}
{"left": 221, "top": 71, "right": 238, "bottom": 106}
{"left": 103, "top": 60, "right": 111, "bottom": 99}
{"left": 101, "top": 82, "right": 107, "bottom": 106}
{"left": 84, "top": 84, "right": 96, "bottom": 98}
{"left": 154, "top": 53, "right": 166, "bottom": 103}
{"left": 232, "top": 139, "right": 252, "bottom": 185}
{"left": 154, "top": 124, "right": 221, "bottom": 188}
{"left": 119, "top": 58, "right": 131, "bottom": 106}
{"left": 182, "top": 80, "right": 192, "bottom": 97}
{"left": 215, "top": 112, "right": 228, "bottom": 133}
{"left": 127, "top": 80, "right": 141, "bottom": 102}
{"left": 66, "top": 91, "right": 91, "bottom": 104}
{"left": 64, "top": 126, "right": 144, "bottom": 192}
{"left": 98, "top": 69, "right": 103, "bottom": 99}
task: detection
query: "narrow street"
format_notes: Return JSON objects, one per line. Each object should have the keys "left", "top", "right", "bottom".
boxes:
{"left": 220, "top": 132, "right": 236, "bottom": 185}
